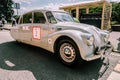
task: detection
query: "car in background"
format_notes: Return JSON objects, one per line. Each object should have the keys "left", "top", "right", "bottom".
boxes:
{"left": 10, "top": 9, "right": 112, "bottom": 66}
{"left": 0, "top": 20, "right": 3, "bottom": 30}
{"left": 0, "top": 16, "right": 7, "bottom": 30}
{"left": 0, "top": 20, "right": 2, "bottom": 27}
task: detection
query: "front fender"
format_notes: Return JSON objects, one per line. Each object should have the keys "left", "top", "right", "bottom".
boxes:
{"left": 47, "top": 30, "right": 95, "bottom": 60}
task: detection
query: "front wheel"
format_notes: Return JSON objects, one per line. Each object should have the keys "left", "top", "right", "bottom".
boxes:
{"left": 57, "top": 39, "right": 82, "bottom": 66}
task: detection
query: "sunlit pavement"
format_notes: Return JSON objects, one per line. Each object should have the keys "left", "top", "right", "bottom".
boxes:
{"left": 105, "top": 31, "right": 120, "bottom": 80}
{"left": 109, "top": 31, "right": 120, "bottom": 52}
{"left": 0, "top": 68, "right": 36, "bottom": 80}
{"left": 107, "top": 63, "right": 120, "bottom": 80}
{"left": 0, "top": 30, "right": 36, "bottom": 80}
{"left": 0, "top": 29, "right": 120, "bottom": 80}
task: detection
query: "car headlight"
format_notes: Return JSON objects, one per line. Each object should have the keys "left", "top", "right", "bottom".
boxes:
{"left": 87, "top": 35, "right": 94, "bottom": 46}
{"left": 81, "top": 34, "right": 94, "bottom": 46}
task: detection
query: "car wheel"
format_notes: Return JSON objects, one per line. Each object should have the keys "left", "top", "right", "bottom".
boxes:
{"left": 57, "top": 39, "right": 82, "bottom": 66}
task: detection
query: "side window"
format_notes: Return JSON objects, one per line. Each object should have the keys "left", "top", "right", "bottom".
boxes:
{"left": 34, "top": 12, "right": 46, "bottom": 24}
{"left": 46, "top": 11, "right": 56, "bottom": 24}
{"left": 23, "top": 12, "right": 32, "bottom": 23}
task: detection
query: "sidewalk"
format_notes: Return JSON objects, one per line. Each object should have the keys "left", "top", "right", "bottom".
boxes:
{"left": 107, "top": 31, "right": 120, "bottom": 80}
{"left": 107, "top": 61, "right": 120, "bottom": 80}
{"left": 109, "top": 31, "right": 120, "bottom": 53}
{"left": 2, "top": 24, "right": 12, "bottom": 30}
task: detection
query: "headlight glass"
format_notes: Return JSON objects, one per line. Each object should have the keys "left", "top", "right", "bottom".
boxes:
{"left": 81, "top": 34, "right": 94, "bottom": 46}
{"left": 87, "top": 35, "right": 94, "bottom": 46}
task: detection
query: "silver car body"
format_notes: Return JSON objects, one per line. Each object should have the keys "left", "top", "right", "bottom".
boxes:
{"left": 10, "top": 9, "right": 112, "bottom": 61}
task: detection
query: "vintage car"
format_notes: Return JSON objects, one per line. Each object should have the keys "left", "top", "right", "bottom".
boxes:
{"left": 10, "top": 9, "right": 112, "bottom": 66}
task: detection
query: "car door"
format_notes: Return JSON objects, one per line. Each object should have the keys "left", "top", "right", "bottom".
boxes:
{"left": 19, "top": 12, "right": 33, "bottom": 42}
{"left": 31, "top": 11, "right": 49, "bottom": 48}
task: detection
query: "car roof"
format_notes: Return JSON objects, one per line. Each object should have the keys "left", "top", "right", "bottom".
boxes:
{"left": 22, "top": 9, "right": 67, "bottom": 15}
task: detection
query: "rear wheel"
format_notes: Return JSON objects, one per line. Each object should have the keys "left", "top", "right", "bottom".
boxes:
{"left": 57, "top": 39, "right": 82, "bottom": 66}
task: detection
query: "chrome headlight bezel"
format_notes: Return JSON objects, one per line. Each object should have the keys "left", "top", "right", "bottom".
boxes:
{"left": 86, "top": 35, "right": 94, "bottom": 46}
{"left": 81, "top": 34, "right": 94, "bottom": 46}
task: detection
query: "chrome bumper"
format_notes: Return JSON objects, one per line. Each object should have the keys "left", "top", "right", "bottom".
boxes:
{"left": 85, "top": 41, "right": 113, "bottom": 61}
{"left": 96, "top": 41, "right": 113, "bottom": 59}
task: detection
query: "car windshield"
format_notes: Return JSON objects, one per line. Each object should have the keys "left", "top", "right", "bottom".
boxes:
{"left": 53, "top": 12, "right": 74, "bottom": 22}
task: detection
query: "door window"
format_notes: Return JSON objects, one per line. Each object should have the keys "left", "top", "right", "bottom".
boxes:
{"left": 23, "top": 12, "right": 32, "bottom": 23}
{"left": 34, "top": 12, "right": 46, "bottom": 24}
{"left": 46, "top": 11, "right": 56, "bottom": 24}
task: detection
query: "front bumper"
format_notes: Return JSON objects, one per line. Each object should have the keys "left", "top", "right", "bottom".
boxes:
{"left": 85, "top": 41, "right": 113, "bottom": 61}
{"left": 96, "top": 42, "right": 113, "bottom": 58}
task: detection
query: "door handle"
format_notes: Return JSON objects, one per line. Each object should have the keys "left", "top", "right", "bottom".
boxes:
{"left": 57, "top": 28, "right": 62, "bottom": 31}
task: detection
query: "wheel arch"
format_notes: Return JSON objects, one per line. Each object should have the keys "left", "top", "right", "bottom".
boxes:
{"left": 54, "top": 35, "right": 79, "bottom": 54}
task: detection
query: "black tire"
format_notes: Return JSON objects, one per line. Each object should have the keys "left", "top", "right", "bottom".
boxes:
{"left": 0, "top": 28, "right": 3, "bottom": 30}
{"left": 57, "top": 39, "right": 82, "bottom": 66}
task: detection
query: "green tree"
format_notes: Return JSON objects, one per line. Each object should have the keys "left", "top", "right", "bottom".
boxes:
{"left": 112, "top": 2, "right": 120, "bottom": 23}
{"left": 0, "top": 0, "right": 14, "bottom": 21}
{"left": 89, "top": 7, "right": 102, "bottom": 13}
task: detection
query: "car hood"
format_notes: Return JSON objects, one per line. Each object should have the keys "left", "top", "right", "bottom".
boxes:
{"left": 55, "top": 22, "right": 99, "bottom": 33}
{"left": 55, "top": 22, "right": 104, "bottom": 47}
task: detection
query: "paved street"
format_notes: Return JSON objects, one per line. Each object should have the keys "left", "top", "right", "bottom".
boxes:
{"left": 0, "top": 30, "right": 120, "bottom": 80}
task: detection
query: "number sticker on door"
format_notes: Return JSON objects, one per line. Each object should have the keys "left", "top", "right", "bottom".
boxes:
{"left": 32, "top": 26, "right": 41, "bottom": 40}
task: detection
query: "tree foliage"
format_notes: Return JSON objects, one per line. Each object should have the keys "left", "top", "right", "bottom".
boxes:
{"left": 111, "top": 2, "right": 120, "bottom": 23}
{"left": 89, "top": 7, "right": 102, "bottom": 13}
{"left": 0, "top": 0, "right": 14, "bottom": 21}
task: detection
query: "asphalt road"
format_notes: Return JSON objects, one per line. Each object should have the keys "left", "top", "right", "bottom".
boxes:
{"left": 0, "top": 30, "right": 120, "bottom": 80}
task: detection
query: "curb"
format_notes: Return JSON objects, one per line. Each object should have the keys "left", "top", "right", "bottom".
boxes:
{"left": 2, "top": 27, "right": 11, "bottom": 31}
